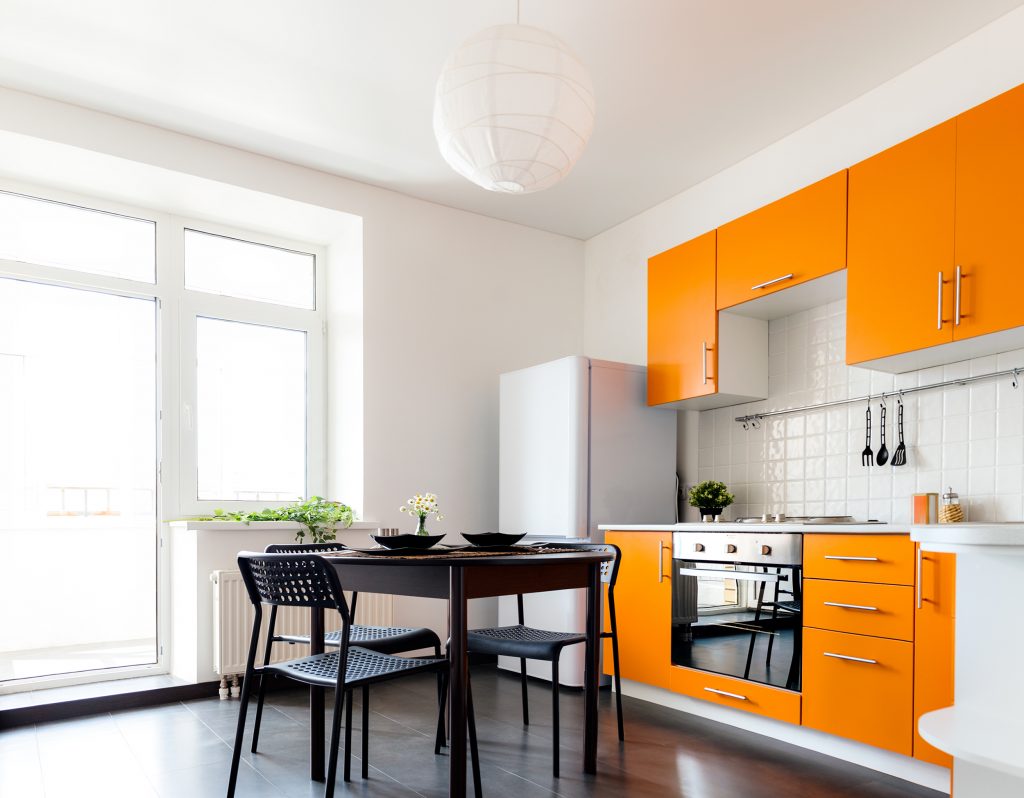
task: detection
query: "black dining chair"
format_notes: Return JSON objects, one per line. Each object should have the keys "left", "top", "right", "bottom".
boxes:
{"left": 250, "top": 542, "right": 442, "bottom": 754}
{"left": 228, "top": 552, "right": 482, "bottom": 798}
{"left": 466, "top": 541, "right": 623, "bottom": 777}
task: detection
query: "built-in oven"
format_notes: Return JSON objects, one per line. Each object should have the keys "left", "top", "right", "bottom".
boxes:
{"left": 671, "top": 532, "right": 803, "bottom": 692}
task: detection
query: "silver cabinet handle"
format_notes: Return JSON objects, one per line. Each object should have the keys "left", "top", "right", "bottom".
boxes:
{"left": 824, "top": 652, "right": 878, "bottom": 665}
{"left": 824, "top": 555, "right": 879, "bottom": 561}
{"left": 824, "top": 601, "right": 878, "bottom": 612}
{"left": 679, "top": 567, "right": 780, "bottom": 582}
{"left": 921, "top": 544, "right": 929, "bottom": 610}
{"left": 937, "top": 271, "right": 944, "bottom": 330}
{"left": 955, "top": 264, "right": 963, "bottom": 326}
{"left": 658, "top": 543, "right": 666, "bottom": 583}
{"left": 702, "top": 341, "right": 708, "bottom": 385}
{"left": 751, "top": 273, "right": 794, "bottom": 291}
{"left": 704, "top": 687, "right": 748, "bottom": 701}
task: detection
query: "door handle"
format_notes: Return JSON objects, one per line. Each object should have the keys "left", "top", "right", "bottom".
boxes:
{"left": 824, "top": 601, "right": 878, "bottom": 612}
{"left": 704, "top": 687, "right": 748, "bottom": 701}
{"left": 823, "top": 652, "right": 878, "bottom": 665}
{"left": 702, "top": 341, "right": 709, "bottom": 385}
{"left": 937, "top": 271, "right": 944, "bottom": 330}
{"left": 658, "top": 543, "right": 669, "bottom": 583}
{"left": 678, "top": 567, "right": 780, "bottom": 582}
{"left": 824, "top": 555, "right": 879, "bottom": 561}
{"left": 751, "top": 273, "right": 794, "bottom": 291}
{"left": 916, "top": 547, "right": 923, "bottom": 609}
{"left": 955, "top": 264, "right": 963, "bottom": 326}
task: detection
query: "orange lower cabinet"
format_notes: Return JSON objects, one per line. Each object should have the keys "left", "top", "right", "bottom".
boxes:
{"left": 670, "top": 666, "right": 801, "bottom": 725}
{"left": 914, "top": 549, "right": 956, "bottom": 768}
{"left": 803, "top": 579, "right": 914, "bottom": 641}
{"left": 802, "top": 627, "right": 913, "bottom": 755}
{"left": 803, "top": 533, "right": 915, "bottom": 585}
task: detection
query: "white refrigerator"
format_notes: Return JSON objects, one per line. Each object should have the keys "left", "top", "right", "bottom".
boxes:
{"left": 497, "top": 356, "right": 677, "bottom": 686}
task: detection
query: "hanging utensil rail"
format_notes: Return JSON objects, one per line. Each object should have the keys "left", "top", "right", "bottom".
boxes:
{"left": 734, "top": 367, "right": 1021, "bottom": 429}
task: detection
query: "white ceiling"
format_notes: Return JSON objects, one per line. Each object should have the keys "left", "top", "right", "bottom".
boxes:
{"left": 0, "top": 0, "right": 1021, "bottom": 239}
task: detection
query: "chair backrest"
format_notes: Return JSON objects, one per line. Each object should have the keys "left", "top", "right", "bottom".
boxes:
{"left": 237, "top": 552, "right": 350, "bottom": 624}
{"left": 535, "top": 542, "right": 621, "bottom": 587}
{"left": 265, "top": 542, "right": 346, "bottom": 555}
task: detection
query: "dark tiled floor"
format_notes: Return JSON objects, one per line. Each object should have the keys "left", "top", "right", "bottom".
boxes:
{"left": 0, "top": 666, "right": 944, "bottom": 797}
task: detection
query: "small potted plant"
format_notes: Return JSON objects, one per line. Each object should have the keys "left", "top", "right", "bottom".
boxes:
{"left": 688, "top": 480, "right": 735, "bottom": 520}
{"left": 200, "top": 496, "right": 354, "bottom": 543}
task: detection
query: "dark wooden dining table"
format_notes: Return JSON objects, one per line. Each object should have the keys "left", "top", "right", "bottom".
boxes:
{"left": 307, "top": 547, "right": 613, "bottom": 798}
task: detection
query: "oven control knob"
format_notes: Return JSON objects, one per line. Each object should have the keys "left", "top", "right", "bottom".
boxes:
{"left": 726, "top": 544, "right": 737, "bottom": 554}
{"left": 694, "top": 543, "right": 705, "bottom": 552}
{"left": 761, "top": 545, "right": 772, "bottom": 556}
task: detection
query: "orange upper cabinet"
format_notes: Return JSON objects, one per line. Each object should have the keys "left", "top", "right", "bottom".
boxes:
{"left": 648, "top": 232, "right": 717, "bottom": 406}
{"left": 847, "top": 121, "right": 956, "bottom": 365}
{"left": 717, "top": 171, "right": 847, "bottom": 311}
{"left": 604, "top": 531, "right": 673, "bottom": 690}
{"left": 954, "top": 83, "right": 1024, "bottom": 340}
{"left": 913, "top": 548, "right": 956, "bottom": 768}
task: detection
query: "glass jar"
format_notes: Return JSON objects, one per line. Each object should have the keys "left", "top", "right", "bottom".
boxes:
{"left": 939, "top": 487, "right": 963, "bottom": 524}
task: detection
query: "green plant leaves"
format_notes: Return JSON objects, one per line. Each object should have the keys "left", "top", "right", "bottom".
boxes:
{"left": 204, "top": 496, "right": 355, "bottom": 543}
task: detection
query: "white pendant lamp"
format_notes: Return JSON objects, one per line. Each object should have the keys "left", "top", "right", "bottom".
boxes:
{"left": 433, "top": 22, "right": 595, "bottom": 194}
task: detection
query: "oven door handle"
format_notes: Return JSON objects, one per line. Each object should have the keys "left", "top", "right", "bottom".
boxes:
{"left": 677, "top": 567, "right": 781, "bottom": 582}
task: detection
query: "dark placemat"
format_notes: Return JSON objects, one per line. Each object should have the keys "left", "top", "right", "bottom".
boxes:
{"left": 325, "top": 545, "right": 581, "bottom": 560}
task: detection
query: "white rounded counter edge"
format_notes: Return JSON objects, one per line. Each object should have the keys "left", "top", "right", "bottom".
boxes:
{"left": 910, "top": 522, "right": 1024, "bottom": 555}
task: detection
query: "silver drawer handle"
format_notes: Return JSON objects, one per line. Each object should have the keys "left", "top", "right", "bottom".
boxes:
{"left": 824, "top": 601, "right": 878, "bottom": 612}
{"left": 704, "top": 687, "right": 748, "bottom": 701}
{"left": 751, "top": 273, "right": 794, "bottom": 291}
{"left": 824, "top": 652, "right": 878, "bottom": 665}
{"left": 824, "top": 555, "right": 879, "bottom": 561}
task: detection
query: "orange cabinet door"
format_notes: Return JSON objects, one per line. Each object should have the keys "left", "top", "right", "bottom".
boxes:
{"left": 647, "top": 231, "right": 717, "bottom": 405}
{"left": 604, "top": 531, "right": 673, "bottom": 689}
{"left": 670, "top": 666, "right": 801, "bottom": 725}
{"left": 717, "top": 171, "right": 847, "bottom": 310}
{"left": 914, "top": 548, "right": 956, "bottom": 768}
{"left": 847, "top": 121, "right": 956, "bottom": 364}
{"left": 802, "top": 627, "right": 914, "bottom": 755}
{"left": 955, "top": 83, "right": 1024, "bottom": 340}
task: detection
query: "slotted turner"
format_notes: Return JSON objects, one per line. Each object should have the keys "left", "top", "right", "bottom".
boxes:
{"left": 892, "top": 398, "right": 908, "bottom": 466}
{"left": 862, "top": 403, "right": 873, "bottom": 467}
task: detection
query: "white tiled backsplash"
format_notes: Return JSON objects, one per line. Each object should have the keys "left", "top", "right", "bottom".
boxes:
{"left": 697, "top": 301, "right": 1024, "bottom": 524}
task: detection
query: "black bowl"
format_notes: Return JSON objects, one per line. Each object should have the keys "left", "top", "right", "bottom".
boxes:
{"left": 461, "top": 532, "right": 526, "bottom": 547}
{"left": 371, "top": 533, "right": 445, "bottom": 550}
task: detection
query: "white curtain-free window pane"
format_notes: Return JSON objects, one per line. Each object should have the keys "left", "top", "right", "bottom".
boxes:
{"left": 0, "top": 192, "right": 155, "bottom": 282}
{"left": 197, "top": 317, "right": 306, "bottom": 501}
{"left": 185, "top": 229, "right": 315, "bottom": 309}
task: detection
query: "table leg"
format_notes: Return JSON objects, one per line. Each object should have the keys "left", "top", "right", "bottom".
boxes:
{"left": 449, "top": 566, "right": 467, "bottom": 798}
{"left": 583, "top": 562, "right": 600, "bottom": 774}
{"left": 310, "top": 606, "right": 325, "bottom": 781}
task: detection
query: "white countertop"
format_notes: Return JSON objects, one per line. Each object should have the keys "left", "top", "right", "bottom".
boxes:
{"left": 919, "top": 707, "right": 1024, "bottom": 780}
{"left": 599, "top": 522, "right": 904, "bottom": 534}
{"left": 911, "top": 522, "right": 1024, "bottom": 554}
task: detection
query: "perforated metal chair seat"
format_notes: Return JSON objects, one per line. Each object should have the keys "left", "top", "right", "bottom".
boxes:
{"left": 468, "top": 624, "right": 586, "bottom": 661}
{"left": 276, "top": 624, "right": 442, "bottom": 655}
{"left": 266, "top": 646, "right": 446, "bottom": 689}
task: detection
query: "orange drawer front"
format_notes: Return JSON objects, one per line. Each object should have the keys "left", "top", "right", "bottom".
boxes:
{"left": 804, "top": 534, "right": 914, "bottom": 585}
{"left": 802, "top": 628, "right": 913, "bottom": 755}
{"left": 670, "top": 666, "right": 801, "bottom": 725}
{"left": 804, "top": 579, "right": 914, "bottom": 641}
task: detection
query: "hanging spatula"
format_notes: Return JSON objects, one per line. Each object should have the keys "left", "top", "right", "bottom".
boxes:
{"left": 892, "top": 397, "right": 908, "bottom": 466}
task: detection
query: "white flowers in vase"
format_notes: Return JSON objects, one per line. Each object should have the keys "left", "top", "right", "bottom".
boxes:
{"left": 399, "top": 492, "right": 445, "bottom": 535}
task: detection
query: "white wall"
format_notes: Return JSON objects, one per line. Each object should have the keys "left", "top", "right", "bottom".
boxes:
{"left": 583, "top": 5, "right": 1024, "bottom": 366}
{"left": 0, "top": 87, "right": 585, "bottom": 641}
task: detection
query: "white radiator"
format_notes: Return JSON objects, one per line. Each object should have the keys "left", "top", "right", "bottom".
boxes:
{"left": 211, "top": 570, "right": 395, "bottom": 676}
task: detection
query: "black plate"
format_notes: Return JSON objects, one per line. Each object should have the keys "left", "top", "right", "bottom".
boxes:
{"left": 370, "top": 533, "right": 445, "bottom": 550}
{"left": 461, "top": 532, "right": 527, "bottom": 547}
{"left": 344, "top": 545, "right": 467, "bottom": 557}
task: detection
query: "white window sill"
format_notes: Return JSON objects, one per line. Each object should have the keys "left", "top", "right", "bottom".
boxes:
{"left": 167, "top": 520, "right": 380, "bottom": 532}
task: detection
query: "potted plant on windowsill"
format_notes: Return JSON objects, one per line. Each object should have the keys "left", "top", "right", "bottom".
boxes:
{"left": 688, "top": 480, "right": 735, "bottom": 521}
{"left": 197, "top": 496, "right": 355, "bottom": 543}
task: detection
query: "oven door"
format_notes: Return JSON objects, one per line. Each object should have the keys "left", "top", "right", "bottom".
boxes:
{"left": 671, "top": 559, "right": 801, "bottom": 691}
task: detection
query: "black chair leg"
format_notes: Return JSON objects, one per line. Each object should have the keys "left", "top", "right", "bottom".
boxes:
{"left": 325, "top": 683, "right": 347, "bottom": 798}
{"left": 361, "top": 684, "right": 370, "bottom": 779}
{"left": 519, "top": 657, "right": 530, "bottom": 725}
{"left": 610, "top": 632, "right": 625, "bottom": 742}
{"left": 551, "top": 659, "right": 560, "bottom": 778}
{"left": 251, "top": 605, "right": 278, "bottom": 753}
{"left": 227, "top": 666, "right": 255, "bottom": 798}
{"left": 343, "top": 688, "right": 354, "bottom": 782}
{"left": 435, "top": 671, "right": 448, "bottom": 754}
{"left": 467, "top": 672, "right": 483, "bottom": 798}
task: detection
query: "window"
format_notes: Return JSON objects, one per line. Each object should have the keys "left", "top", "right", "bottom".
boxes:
{"left": 0, "top": 191, "right": 155, "bottom": 282}
{"left": 196, "top": 318, "right": 306, "bottom": 501}
{"left": 184, "top": 228, "right": 316, "bottom": 309}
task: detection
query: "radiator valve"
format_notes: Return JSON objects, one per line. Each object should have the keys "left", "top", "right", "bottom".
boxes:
{"left": 218, "top": 676, "right": 229, "bottom": 701}
{"left": 230, "top": 674, "right": 241, "bottom": 699}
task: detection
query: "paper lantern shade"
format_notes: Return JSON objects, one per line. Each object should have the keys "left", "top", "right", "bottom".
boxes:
{"left": 433, "top": 24, "right": 595, "bottom": 194}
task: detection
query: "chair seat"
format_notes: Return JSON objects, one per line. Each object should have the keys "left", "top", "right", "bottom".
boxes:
{"left": 468, "top": 625, "right": 586, "bottom": 661}
{"left": 277, "top": 624, "right": 441, "bottom": 655}
{"left": 266, "top": 646, "right": 445, "bottom": 688}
